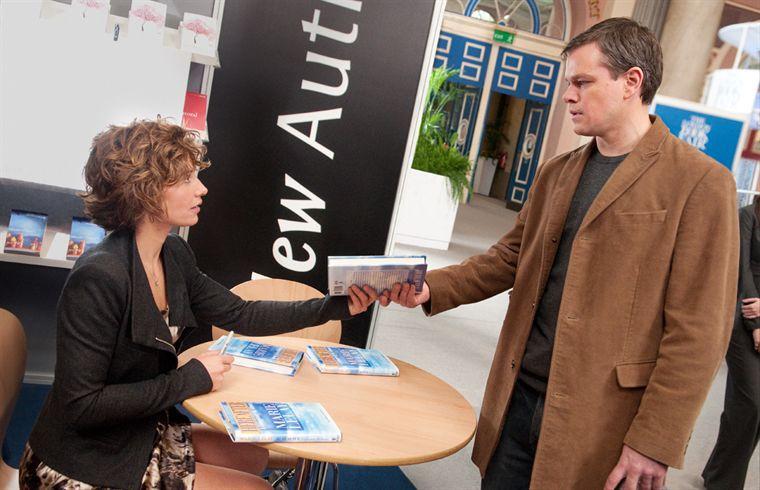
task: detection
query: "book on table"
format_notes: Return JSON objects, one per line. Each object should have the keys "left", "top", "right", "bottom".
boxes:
{"left": 219, "top": 401, "right": 341, "bottom": 443}
{"left": 305, "top": 345, "right": 400, "bottom": 377}
{"left": 208, "top": 336, "right": 303, "bottom": 376}
{"left": 327, "top": 255, "right": 427, "bottom": 296}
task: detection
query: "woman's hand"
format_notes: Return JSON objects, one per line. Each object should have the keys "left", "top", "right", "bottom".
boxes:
{"left": 194, "top": 350, "right": 234, "bottom": 391}
{"left": 347, "top": 285, "right": 379, "bottom": 315}
{"left": 753, "top": 329, "right": 760, "bottom": 353}
{"left": 741, "top": 298, "right": 760, "bottom": 319}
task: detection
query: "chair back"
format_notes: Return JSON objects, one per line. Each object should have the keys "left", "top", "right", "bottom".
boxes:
{"left": 0, "top": 309, "right": 26, "bottom": 485}
{"left": 212, "top": 279, "right": 342, "bottom": 343}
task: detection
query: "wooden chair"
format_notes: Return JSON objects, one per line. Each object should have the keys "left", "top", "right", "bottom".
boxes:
{"left": 211, "top": 278, "right": 342, "bottom": 343}
{"left": 0, "top": 309, "right": 26, "bottom": 490}
{"left": 211, "top": 278, "right": 342, "bottom": 471}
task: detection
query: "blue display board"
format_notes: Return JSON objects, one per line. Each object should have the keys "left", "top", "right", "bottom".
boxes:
{"left": 652, "top": 95, "right": 748, "bottom": 171}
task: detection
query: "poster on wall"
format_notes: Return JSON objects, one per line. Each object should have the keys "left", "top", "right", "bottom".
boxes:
{"left": 187, "top": 0, "right": 443, "bottom": 347}
{"left": 651, "top": 95, "right": 749, "bottom": 171}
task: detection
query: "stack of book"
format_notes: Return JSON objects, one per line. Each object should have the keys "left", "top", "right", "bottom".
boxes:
{"left": 219, "top": 401, "right": 341, "bottom": 443}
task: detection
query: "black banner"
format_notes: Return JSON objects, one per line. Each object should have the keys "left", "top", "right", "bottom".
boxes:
{"left": 188, "top": 0, "right": 440, "bottom": 346}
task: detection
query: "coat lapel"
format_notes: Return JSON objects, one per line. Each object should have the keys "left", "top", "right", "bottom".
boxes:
{"left": 129, "top": 237, "right": 177, "bottom": 355}
{"left": 163, "top": 241, "right": 198, "bottom": 333}
{"left": 578, "top": 116, "right": 669, "bottom": 232}
{"left": 545, "top": 143, "right": 594, "bottom": 237}
{"left": 537, "top": 144, "right": 592, "bottom": 288}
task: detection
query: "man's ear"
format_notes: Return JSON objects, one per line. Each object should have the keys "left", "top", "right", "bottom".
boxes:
{"left": 622, "top": 67, "right": 644, "bottom": 101}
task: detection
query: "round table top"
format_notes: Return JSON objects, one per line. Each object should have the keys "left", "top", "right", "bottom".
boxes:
{"left": 180, "top": 336, "right": 477, "bottom": 466}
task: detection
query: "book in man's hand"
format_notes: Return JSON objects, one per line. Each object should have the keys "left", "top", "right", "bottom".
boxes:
{"left": 208, "top": 337, "right": 303, "bottom": 376}
{"left": 305, "top": 345, "right": 400, "bottom": 377}
{"left": 327, "top": 255, "right": 427, "bottom": 296}
{"left": 219, "top": 401, "right": 341, "bottom": 443}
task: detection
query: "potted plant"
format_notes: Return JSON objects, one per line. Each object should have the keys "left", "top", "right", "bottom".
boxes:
{"left": 394, "top": 67, "right": 473, "bottom": 250}
{"left": 412, "top": 66, "right": 472, "bottom": 202}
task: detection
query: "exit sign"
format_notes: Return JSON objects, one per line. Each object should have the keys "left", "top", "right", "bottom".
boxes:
{"left": 493, "top": 30, "right": 515, "bottom": 44}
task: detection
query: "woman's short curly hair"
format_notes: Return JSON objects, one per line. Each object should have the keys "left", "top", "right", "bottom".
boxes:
{"left": 80, "top": 119, "right": 210, "bottom": 231}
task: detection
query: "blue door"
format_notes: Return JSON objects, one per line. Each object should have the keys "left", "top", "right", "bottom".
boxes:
{"left": 445, "top": 86, "right": 481, "bottom": 155}
{"left": 506, "top": 100, "right": 550, "bottom": 210}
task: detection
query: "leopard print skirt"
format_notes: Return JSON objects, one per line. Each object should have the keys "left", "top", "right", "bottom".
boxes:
{"left": 19, "top": 420, "right": 195, "bottom": 489}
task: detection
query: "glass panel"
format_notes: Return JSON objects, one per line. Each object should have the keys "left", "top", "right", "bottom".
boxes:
{"left": 444, "top": 0, "right": 567, "bottom": 41}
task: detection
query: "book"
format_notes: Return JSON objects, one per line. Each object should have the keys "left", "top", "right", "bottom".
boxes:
{"left": 208, "top": 336, "right": 304, "bottom": 376}
{"left": 305, "top": 345, "right": 399, "bottom": 377}
{"left": 182, "top": 92, "right": 208, "bottom": 141}
{"left": 327, "top": 255, "right": 427, "bottom": 296}
{"left": 219, "top": 401, "right": 341, "bottom": 443}
{"left": 67, "top": 217, "right": 106, "bottom": 260}
{"left": 4, "top": 210, "right": 47, "bottom": 257}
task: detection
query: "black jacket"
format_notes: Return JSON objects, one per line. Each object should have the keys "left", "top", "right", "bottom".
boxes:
{"left": 738, "top": 205, "right": 760, "bottom": 331}
{"left": 28, "top": 230, "right": 351, "bottom": 489}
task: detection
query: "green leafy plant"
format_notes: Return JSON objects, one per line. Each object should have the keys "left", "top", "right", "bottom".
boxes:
{"left": 412, "top": 67, "right": 472, "bottom": 202}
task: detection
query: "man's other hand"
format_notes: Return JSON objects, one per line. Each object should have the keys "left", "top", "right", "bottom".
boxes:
{"left": 604, "top": 444, "right": 667, "bottom": 490}
{"left": 379, "top": 281, "right": 430, "bottom": 308}
{"left": 741, "top": 297, "right": 760, "bottom": 319}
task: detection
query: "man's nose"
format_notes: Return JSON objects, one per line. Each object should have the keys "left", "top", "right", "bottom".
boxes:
{"left": 562, "top": 85, "right": 576, "bottom": 104}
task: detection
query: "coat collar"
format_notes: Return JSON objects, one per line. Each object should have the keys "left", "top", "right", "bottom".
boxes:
{"left": 547, "top": 115, "right": 668, "bottom": 236}
{"left": 125, "top": 231, "right": 198, "bottom": 355}
{"left": 578, "top": 115, "right": 668, "bottom": 230}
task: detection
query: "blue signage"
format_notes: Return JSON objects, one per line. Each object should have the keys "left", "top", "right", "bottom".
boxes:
{"left": 653, "top": 100, "right": 746, "bottom": 170}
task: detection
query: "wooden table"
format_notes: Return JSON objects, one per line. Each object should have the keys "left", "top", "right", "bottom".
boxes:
{"left": 180, "top": 336, "right": 477, "bottom": 489}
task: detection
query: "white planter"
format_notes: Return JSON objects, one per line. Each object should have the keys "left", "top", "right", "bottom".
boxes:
{"left": 394, "top": 169, "right": 459, "bottom": 250}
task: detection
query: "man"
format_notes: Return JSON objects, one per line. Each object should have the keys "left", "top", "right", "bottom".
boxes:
{"left": 382, "top": 18, "right": 739, "bottom": 490}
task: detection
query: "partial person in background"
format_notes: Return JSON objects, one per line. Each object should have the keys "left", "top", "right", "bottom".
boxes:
{"left": 702, "top": 200, "right": 760, "bottom": 490}
{"left": 18, "top": 120, "right": 378, "bottom": 490}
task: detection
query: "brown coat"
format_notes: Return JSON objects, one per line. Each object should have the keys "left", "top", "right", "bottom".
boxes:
{"left": 425, "top": 117, "right": 739, "bottom": 489}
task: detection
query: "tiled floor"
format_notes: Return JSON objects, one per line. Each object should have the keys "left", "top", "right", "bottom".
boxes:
{"left": 372, "top": 194, "right": 760, "bottom": 490}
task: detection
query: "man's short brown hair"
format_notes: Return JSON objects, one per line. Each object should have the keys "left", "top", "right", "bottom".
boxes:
{"left": 562, "top": 17, "right": 663, "bottom": 104}
{"left": 81, "top": 119, "right": 210, "bottom": 231}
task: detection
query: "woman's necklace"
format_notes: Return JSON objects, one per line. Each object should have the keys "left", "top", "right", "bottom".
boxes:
{"left": 146, "top": 261, "right": 161, "bottom": 287}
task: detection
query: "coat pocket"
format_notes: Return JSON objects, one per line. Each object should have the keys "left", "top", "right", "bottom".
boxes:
{"left": 612, "top": 209, "right": 667, "bottom": 226}
{"left": 615, "top": 360, "right": 657, "bottom": 388}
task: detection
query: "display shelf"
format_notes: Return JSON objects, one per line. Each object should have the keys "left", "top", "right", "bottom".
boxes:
{"left": 0, "top": 251, "right": 74, "bottom": 270}
{"left": 40, "top": 0, "right": 221, "bottom": 68}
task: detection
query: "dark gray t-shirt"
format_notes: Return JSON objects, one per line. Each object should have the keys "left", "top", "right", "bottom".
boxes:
{"left": 519, "top": 148, "right": 628, "bottom": 394}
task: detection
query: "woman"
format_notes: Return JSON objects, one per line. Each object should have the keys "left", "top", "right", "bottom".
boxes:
{"left": 702, "top": 200, "right": 760, "bottom": 489}
{"left": 19, "top": 120, "right": 377, "bottom": 489}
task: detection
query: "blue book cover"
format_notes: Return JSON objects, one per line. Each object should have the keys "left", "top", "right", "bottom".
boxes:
{"left": 219, "top": 401, "right": 341, "bottom": 443}
{"left": 208, "top": 337, "right": 304, "bottom": 376}
{"left": 305, "top": 345, "right": 399, "bottom": 376}
{"left": 4, "top": 210, "right": 47, "bottom": 257}
{"left": 67, "top": 217, "right": 106, "bottom": 260}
